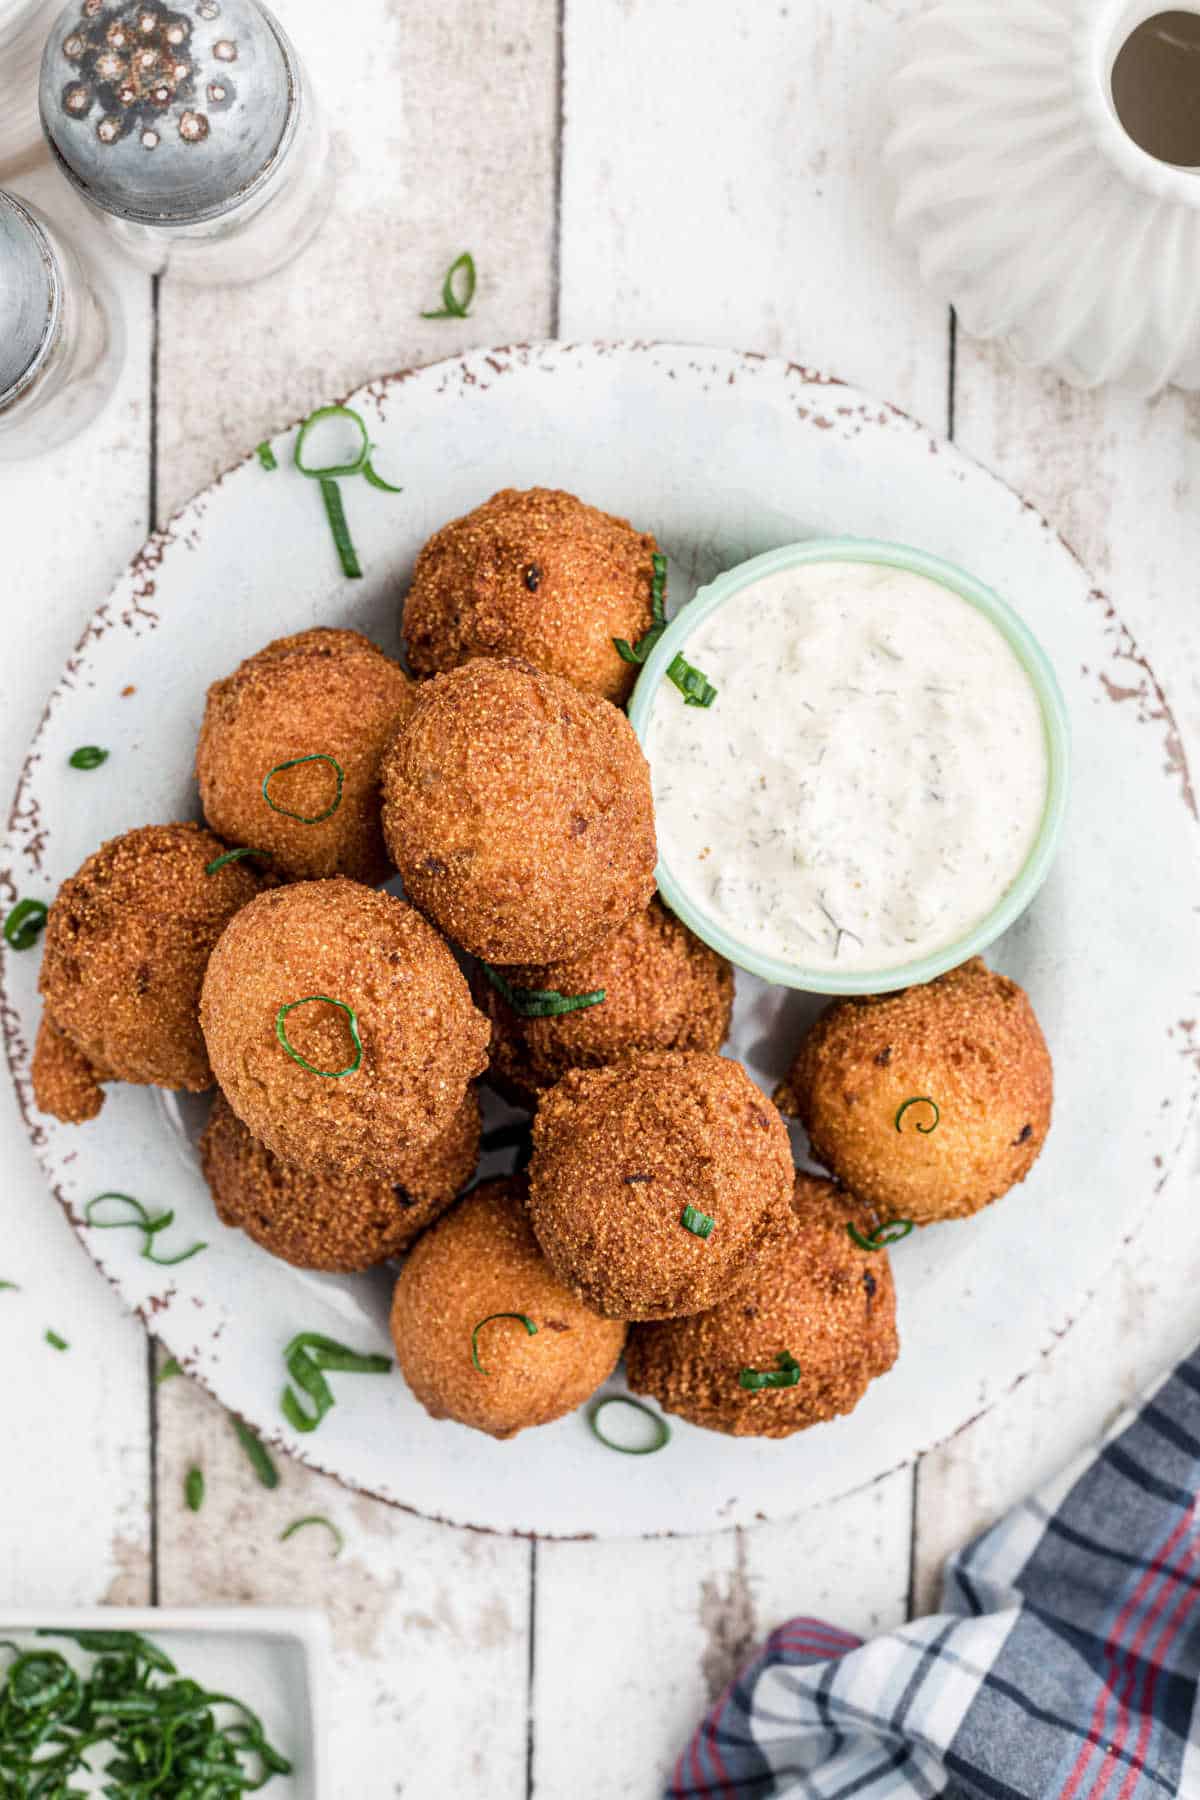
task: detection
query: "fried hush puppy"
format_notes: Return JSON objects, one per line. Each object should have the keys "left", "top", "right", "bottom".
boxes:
{"left": 200, "top": 877, "right": 489, "bottom": 1180}
{"left": 380, "top": 656, "right": 656, "bottom": 964}
{"left": 391, "top": 1175, "right": 627, "bottom": 1439}
{"left": 527, "top": 1051, "right": 794, "bottom": 1321}
{"left": 473, "top": 896, "right": 735, "bottom": 1105}
{"left": 625, "top": 1173, "right": 899, "bottom": 1438}
{"left": 200, "top": 1088, "right": 480, "bottom": 1272}
{"left": 774, "top": 957, "right": 1052, "bottom": 1226}
{"left": 34, "top": 821, "right": 265, "bottom": 1118}
{"left": 402, "top": 487, "right": 659, "bottom": 707}
{"left": 196, "top": 627, "right": 414, "bottom": 885}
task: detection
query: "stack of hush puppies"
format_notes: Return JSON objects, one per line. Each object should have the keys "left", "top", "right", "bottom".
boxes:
{"left": 30, "top": 487, "right": 1053, "bottom": 1444}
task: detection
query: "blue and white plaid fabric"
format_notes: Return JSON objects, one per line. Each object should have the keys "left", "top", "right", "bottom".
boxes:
{"left": 668, "top": 1349, "right": 1200, "bottom": 1799}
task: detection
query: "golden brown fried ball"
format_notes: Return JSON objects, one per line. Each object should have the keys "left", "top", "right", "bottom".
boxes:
{"left": 36, "top": 822, "right": 265, "bottom": 1108}
{"left": 527, "top": 1051, "right": 794, "bottom": 1321}
{"left": 200, "top": 877, "right": 489, "bottom": 1180}
{"left": 473, "top": 897, "right": 735, "bottom": 1105}
{"left": 773, "top": 958, "right": 1053, "bottom": 1226}
{"left": 196, "top": 628, "right": 413, "bottom": 885}
{"left": 199, "top": 1088, "right": 480, "bottom": 1271}
{"left": 31, "top": 1014, "right": 107, "bottom": 1124}
{"left": 402, "top": 487, "right": 659, "bottom": 707}
{"left": 380, "top": 656, "right": 656, "bottom": 964}
{"left": 391, "top": 1176, "right": 627, "bottom": 1439}
{"left": 625, "top": 1173, "right": 899, "bottom": 1437}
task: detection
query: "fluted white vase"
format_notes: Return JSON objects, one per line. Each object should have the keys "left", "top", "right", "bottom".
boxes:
{"left": 886, "top": 0, "right": 1200, "bottom": 392}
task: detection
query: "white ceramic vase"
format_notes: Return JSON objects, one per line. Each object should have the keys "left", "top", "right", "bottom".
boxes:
{"left": 886, "top": 0, "right": 1200, "bottom": 393}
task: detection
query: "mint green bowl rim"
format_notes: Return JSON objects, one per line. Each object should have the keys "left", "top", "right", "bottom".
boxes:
{"left": 627, "top": 537, "right": 1072, "bottom": 996}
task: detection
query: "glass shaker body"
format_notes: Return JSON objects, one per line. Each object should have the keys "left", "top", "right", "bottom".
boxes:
{"left": 0, "top": 189, "right": 124, "bottom": 460}
{"left": 0, "top": 0, "right": 60, "bottom": 176}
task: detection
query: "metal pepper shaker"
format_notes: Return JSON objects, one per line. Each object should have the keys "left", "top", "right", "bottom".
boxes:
{"left": 0, "top": 187, "right": 124, "bottom": 458}
{"left": 38, "top": 0, "right": 333, "bottom": 285}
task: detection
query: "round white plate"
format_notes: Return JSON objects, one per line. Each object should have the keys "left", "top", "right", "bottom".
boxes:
{"left": 3, "top": 342, "right": 1197, "bottom": 1538}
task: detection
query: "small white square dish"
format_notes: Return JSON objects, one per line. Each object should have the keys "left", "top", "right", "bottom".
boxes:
{"left": 0, "top": 1606, "right": 330, "bottom": 1797}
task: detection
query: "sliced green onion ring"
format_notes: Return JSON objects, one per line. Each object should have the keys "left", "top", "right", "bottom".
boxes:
{"left": 205, "top": 845, "right": 271, "bottom": 875}
{"left": 279, "top": 1514, "right": 344, "bottom": 1557}
{"left": 231, "top": 1417, "right": 279, "bottom": 1489}
{"left": 588, "top": 1396, "right": 671, "bottom": 1455}
{"left": 847, "top": 1218, "right": 914, "bottom": 1252}
{"left": 614, "top": 550, "right": 669, "bottom": 665}
{"left": 471, "top": 1311, "right": 538, "bottom": 1374}
{"left": 895, "top": 1096, "right": 940, "bottom": 1134}
{"left": 667, "top": 651, "right": 718, "bottom": 708}
{"left": 320, "top": 475, "right": 362, "bottom": 579}
{"left": 261, "top": 752, "right": 344, "bottom": 823}
{"left": 738, "top": 1351, "right": 801, "bottom": 1392}
{"left": 280, "top": 1331, "right": 391, "bottom": 1435}
{"left": 4, "top": 898, "right": 48, "bottom": 952}
{"left": 275, "top": 995, "right": 363, "bottom": 1079}
{"left": 184, "top": 1467, "right": 204, "bottom": 1512}
{"left": 421, "top": 251, "right": 477, "bottom": 319}
{"left": 480, "top": 961, "right": 606, "bottom": 1019}
{"left": 45, "top": 1329, "right": 68, "bottom": 1351}
{"left": 362, "top": 457, "right": 403, "bottom": 493}
{"left": 68, "top": 745, "right": 108, "bottom": 770}
{"left": 257, "top": 440, "right": 278, "bottom": 470}
{"left": 85, "top": 1191, "right": 207, "bottom": 1266}
{"left": 680, "top": 1204, "right": 715, "bottom": 1240}
{"left": 293, "top": 404, "right": 370, "bottom": 479}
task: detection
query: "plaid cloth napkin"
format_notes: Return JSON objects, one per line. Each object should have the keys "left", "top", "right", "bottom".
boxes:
{"left": 667, "top": 1348, "right": 1200, "bottom": 1799}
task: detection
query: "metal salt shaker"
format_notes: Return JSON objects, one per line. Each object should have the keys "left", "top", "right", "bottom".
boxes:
{"left": 0, "top": 187, "right": 124, "bottom": 458}
{"left": 38, "top": 0, "right": 333, "bottom": 285}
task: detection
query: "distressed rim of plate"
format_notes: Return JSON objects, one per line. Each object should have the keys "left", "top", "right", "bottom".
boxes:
{"left": 628, "top": 536, "right": 1072, "bottom": 995}
{"left": 1, "top": 339, "right": 1196, "bottom": 1538}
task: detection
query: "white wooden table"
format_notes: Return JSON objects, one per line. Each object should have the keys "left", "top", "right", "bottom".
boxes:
{"left": 3, "top": 3, "right": 1200, "bottom": 1793}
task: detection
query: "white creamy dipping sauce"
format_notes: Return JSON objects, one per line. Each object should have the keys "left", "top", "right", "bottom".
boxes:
{"left": 647, "top": 560, "right": 1050, "bottom": 973}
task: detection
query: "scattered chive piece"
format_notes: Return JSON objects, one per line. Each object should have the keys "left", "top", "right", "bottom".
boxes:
{"left": 280, "top": 1332, "right": 391, "bottom": 1435}
{"left": 68, "top": 745, "right": 108, "bottom": 770}
{"left": 3, "top": 898, "right": 48, "bottom": 952}
{"left": 362, "top": 458, "right": 403, "bottom": 493}
{"left": 738, "top": 1351, "right": 801, "bottom": 1392}
{"left": 480, "top": 961, "right": 606, "bottom": 1019}
{"left": 847, "top": 1219, "right": 914, "bottom": 1252}
{"left": 293, "top": 404, "right": 370, "bottom": 479}
{"left": 319, "top": 476, "right": 362, "bottom": 579}
{"left": 232, "top": 1416, "right": 280, "bottom": 1489}
{"left": 0, "top": 1280, "right": 19, "bottom": 1292}
{"left": 421, "top": 251, "right": 476, "bottom": 319}
{"left": 588, "top": 1396, "right": 671, "bottom": 1455}
{"left": 279, "top": 1514, "right": 343, "bottom": 1557}
{"left": 470, "top": 1312, "right": 538, "bottom": 1375}
{"left": 895, "top": 1096, "right": 940, "bottom": 1134}
{"left": 257, "top": 440, "right": 278, "bottom": 470}
{"left": 184, "top": 1467, "right": 204, "bottom": 1512}
{"left": 290, "top": 404, "right": 402, "bottom": 578}
{"left": 680, "top": 1204, "right": 715, "bottom": 1240}
{"left": 275, "top": 995, "right": 363, "bottom": 1079}
{"left": 156, "top": 1355, "right": 182, "bottom": 1384}
{"left": 667, "top": 651, "right": 718, "bottom": 708}
{"left": 261, "top": 752, "right": 344, "bottom": 823}
{"left": 614, "top": 551, "right": 669, "bottom": 665}
{"left": 45, "top": 1329, "right": 68, "bottom": 1351}
{"left": 85, "top": 1191, "right": 207, "bottom": 1266}
{"left": 205, "top": 845, "right": 271, "bottom": 875}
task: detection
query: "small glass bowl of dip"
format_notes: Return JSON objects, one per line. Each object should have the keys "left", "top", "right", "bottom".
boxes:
{"left": 628, "top": 538, "right": 1070, "bottom": 996}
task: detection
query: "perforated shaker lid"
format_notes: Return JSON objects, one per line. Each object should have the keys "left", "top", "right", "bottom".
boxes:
{"left": 39, "top": 0, "right": 298, "bottom": 227}
{"left": 0, "top": 190, "right": 60, "bottom": 409}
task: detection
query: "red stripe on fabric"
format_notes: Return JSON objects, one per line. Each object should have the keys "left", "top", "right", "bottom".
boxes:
{"left": 1107, "top": 1524, "right": 1200, "bottom": 1800}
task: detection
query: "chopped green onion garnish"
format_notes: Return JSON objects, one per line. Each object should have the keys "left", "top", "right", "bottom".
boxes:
{"left": 85, "top": 1192, "right": 207, "bottom": 1266}
{"left": 261, "top": 752, "right": 344, "bottom": 823}
{"left": 68, "top": 745, "right": 108, "bottom": 770}
{"left": 680, "top": 1204, "right": 715, "bottom": 1240}
{"left": 156, "top": 1355, "right": 182, "bottom": 1384}
{"left": 480, "top": 961, "right": 606, "bottom": 1019}
{"left": 0, "top": 1280, "right": 19, "bottom": 1293}
{"left": 738, "top": 1351, "right": 801, "bottom": 1392}
{"left": 421, "top": 251, "right": 477, "bottom": 319}
{"left": 4, "top": 898, "right": 48, "bottom": 952}
{"left": 319, "top": 476, "right": 362, "bottom": 580}
{"left": 470, "top": 1312, "right": 538, "bottom": 1374}
{"left": 362, "top": 458, "right": 403, "bottom": 493}
{"left": 275, "top": 995, "right": 363, "bottom": 1079}
{"left": 895, "top": 1096, "right": 940, "bottom": 1134}
{"left": 847, "top": 1219, "right": 914, "bottom": 1251}
{"left": 667, "top": 652, "right": 718, "bottom": 708}
{"left": 613, "top": 551, "right": 669, "bottom": 665}
{"left": 289, "top": 404, "right": 402, "bottom": 579}
{"left": 45, "top": 1329, "right": 68, "bottom": 1351}
{"left": 232, "top": 1416, "right": 280, "bottom": 1489}
{"left": 588, "top": 1396, "right": 671, "bottom": 1455}
{"left": 184, "top": 1467, "right": 204, "bottom": 1512}
{"left": 293, "top": 404, "right": 370, "bottom": 479}
{"left": 205, "top": 845, "right": 271, "bottom": 875}
{"left": 279, "top": 1514, "right": 343, "bottom": 1557}
{"left": 280, "top": 1332, "right": 391, "bottom": 1434}
{"left": 257, "top": 441, "right": 278, "bottom": 470}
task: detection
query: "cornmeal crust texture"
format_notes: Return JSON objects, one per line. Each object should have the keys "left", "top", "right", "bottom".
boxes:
{"left": 527, "top": 1051, "right": 794, "bottom": 1321}
{"left": 196, "top": 627, "right": 414, "bottom": 884}
{"left": 37, "top": 821, "right": 265, "bottom": 1100}
{"left": 773, "top": 958, "right": 1053, "bottom": 1226}
{"left": 200, "top": 1088, "right": 481, "bottom": 1271}
{"left": 625, "top": 1172, "right": 899, "bottom": 1437}
{"left": 200, "top": 877, "right": 489, "bottom": 1179}
{"left": 402, "top": 487, "right": 659, "bottom": 706}
{"left": 380, "top": 656, "right": 656, "bottom": 964}
{"left": 31, "top": 1014, "right": 107, "bottom": 1124}
{"left": 391, "top": 1176, "right": 627, "bottom": 1439}
{"left": 473, "top": 897, "right": 734, "bottom": 1105}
